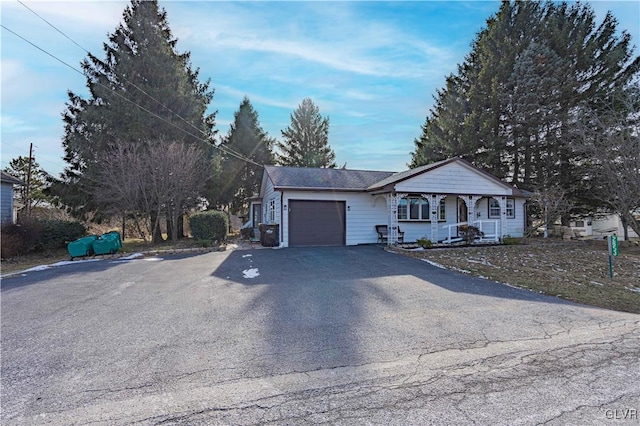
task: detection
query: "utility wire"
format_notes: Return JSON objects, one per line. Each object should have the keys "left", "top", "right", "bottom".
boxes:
{"left": 17, "top": 0, "right": 219, "bottom": 150}
{"left": 1, "top": 141, "right": 68, "bottom": 173}
{"left": 8, "top": 3, "right": 256, "bottom": 166}
{"left": 1, "top": 20, "right": 261, "bottom": 167}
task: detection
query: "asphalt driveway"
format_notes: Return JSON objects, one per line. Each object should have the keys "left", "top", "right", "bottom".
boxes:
{"left": 2, "top": 245, "right": 639, "bottom": 425}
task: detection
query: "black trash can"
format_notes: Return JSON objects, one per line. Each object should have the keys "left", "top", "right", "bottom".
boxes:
{"left": 260, "top": 224, "right": 279, "bottom": 247}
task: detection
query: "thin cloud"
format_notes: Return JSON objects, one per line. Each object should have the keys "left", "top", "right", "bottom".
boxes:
{"left": 1, "top": 115, "right": 37, "bottom": 133}
{"left": 3, "top": 1, "right": 127, "bottom": 30}
{"left": 177, "top": 2, "right": 450, "bottom": 79}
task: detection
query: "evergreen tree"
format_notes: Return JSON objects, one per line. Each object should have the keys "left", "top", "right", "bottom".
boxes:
{"left": 410, "top": 74, "right": 471, "bottom": 168}
{"left": 410, "top": 0, "right": 639, "bottom": 225}
{"left": 217, "top": 97, "right": 275, "bottom": 214}
{"left": 51, "top": 0, "right": 216, "bottom": 242}
{"left": 3, "top": 156, "right": 51, "bottom": 218}
{"left": 277, "top": 98, "right": 336, "bottom": 168}
{"left": 503, "top": 41, "right": 564, "bottom": 187}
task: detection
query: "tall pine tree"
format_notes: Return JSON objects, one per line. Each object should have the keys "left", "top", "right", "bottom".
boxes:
{"left": 52, "top": 0, "right": 216, "bottom": 241}
{"left": 410, "top": 1, "right": 639, "bottom": 224}
{"left": 215, "top": 97, "right": 275, "bottom": 214}
{"left": 277, "top": 98, "right": 336, "bottom": 168}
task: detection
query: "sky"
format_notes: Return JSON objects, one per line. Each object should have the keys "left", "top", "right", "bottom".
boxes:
{"left": 2, "top": 1, "right": 639, "bottom": 177}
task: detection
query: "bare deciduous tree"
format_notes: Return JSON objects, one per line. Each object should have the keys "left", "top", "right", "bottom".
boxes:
{"left": 574, "top": 85, "right": 640, "bottom": 240}
{"left": 153, "top": 142, "right": 210, "bottom": 242}
{"left": 95, "top": 139, "right": 210, "bottom": 242}
{"left": 530, "top": 186, "right": 574, "bottom": 238}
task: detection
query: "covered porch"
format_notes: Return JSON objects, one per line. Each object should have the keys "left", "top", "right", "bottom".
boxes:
{"left": 382, "top": 192, "right": 514, "bottom": 246}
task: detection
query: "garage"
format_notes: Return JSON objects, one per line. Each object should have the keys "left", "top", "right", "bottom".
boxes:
{"left": 288, "top": 200, "right": 346, "bottom": 246}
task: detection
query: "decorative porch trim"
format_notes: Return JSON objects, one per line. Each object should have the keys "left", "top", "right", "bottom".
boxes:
{"left": 463, "top": 195, "right": 482, "bottom": 224}
{"left": 497, "top": 196, "right": 508, "bottom": 240}
{"left": 422, "top": 194, "right": 446, "bottom": 243}
{"left": 386, "top": 193, "right": 407, "bottom": 245}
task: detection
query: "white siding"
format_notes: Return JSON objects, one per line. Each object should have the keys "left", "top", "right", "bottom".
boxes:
{"left": 261, "top": 177, "right": 282, "bottom": 244}
{"left": 281, "top": 191, "right": 387, "bottom": 247}
{"left": 272, "top": 191, "right": 527, "bottom": 246}
{"left": 395, "top": 162, "right": 512, "bottom": 195}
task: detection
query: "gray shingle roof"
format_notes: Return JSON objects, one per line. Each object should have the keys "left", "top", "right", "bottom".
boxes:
{"left": 264, "top": 157, "right": 528, "bottom": 197}
{"left": 1, "top": 171, "right": 22, "bottom": 185}
{"left": 264, "top": 165, "right": 395, "bottom": 190}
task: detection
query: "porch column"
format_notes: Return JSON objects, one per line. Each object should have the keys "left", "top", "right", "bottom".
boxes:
{"left": 386, "top": 193, "right": 406, "bottom": 245}
{"left": 498, "top": 196, "right": 508, "bottom": 240}
{"left": 423, "top": 194, "right": 446, "bottom": 243}
{"left": 465, "top": 195, "right": 482, "bottom": 225}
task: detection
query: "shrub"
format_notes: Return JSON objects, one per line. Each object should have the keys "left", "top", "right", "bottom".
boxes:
{"left": 416, "top": 237, "right": 432, "bottom": 249}
{"left": 38, "top": 220, "right": 86, "bottom": 251}
{"left": 0, "top": 220, "right": 43, "bottom": 258}
{"left": 1, "top": 219, "right": 86, "bottom": 258}
{"left": 502, "top": 236, "right": 523, "bottom": 245}
{"left": 240, "top": 227, "right": 254, "bottom": 239}
{"left": 189, "top": 210, "right": 228, "bottom": 243}
{"left": 459, "top": 225, "right": 484, "bottom": 245}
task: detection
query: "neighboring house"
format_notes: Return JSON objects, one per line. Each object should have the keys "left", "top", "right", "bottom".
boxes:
{"left": 249, "top": 157, "right": 528, "bottom": 247}
{"left": 1, "top": 171, "right": 23, "bottom": 224}
{"left": 569, "top": 212, "right": 639, "bottom": 239}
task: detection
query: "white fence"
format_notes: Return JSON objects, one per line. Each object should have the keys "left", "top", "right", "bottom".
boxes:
{"left": 441, "top": 220, "right": 500, "bottom": 244}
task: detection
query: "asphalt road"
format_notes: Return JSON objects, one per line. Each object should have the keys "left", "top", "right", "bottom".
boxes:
{"left": 1, "top": 245, "right": 639, "bottom": 425}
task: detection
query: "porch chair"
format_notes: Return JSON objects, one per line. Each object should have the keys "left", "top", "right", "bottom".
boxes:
{"left": 375, "top": 225, "right": 404, "bottom": 244}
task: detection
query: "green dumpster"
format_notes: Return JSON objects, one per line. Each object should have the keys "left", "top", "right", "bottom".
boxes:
{"left": 92, "top": 231, "right": 122, "bottom": 255}
{"left": 68, "top": 235, "right": 98, "bottom": 259}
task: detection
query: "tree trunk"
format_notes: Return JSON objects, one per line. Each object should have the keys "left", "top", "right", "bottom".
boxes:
{"left": 166, "top": 214, "right": 174, "bottom": 241}
{"left": 626, "top": 214, "right": 640, "bottom": 241}
{"left": 151, "top": 211, "right": 164, "bottom": 244}
{"left": 177, "top": 216, "right": 185, "bottom": 239}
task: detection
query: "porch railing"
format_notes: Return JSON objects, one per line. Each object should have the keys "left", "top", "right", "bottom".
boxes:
{"left": 441, "top": 220, "right": 500, "bottom": 244}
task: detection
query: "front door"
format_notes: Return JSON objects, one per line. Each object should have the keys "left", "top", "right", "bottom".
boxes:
{"left": 457, "top": 198, "right": 468, "bottom": 236}
{"left": 252, "top": 203, "right": 261, "bottom": 227}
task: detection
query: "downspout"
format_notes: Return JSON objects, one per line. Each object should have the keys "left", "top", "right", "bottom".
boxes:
{"left": 280, "top": 192, "right": 284, "bottom": 245}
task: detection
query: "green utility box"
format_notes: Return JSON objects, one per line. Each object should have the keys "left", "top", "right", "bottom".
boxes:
{"left": 68, "top": 235, "right": 98, "bottom": 259}
{"left": 92, "top": 231, "right": 123, "bottom": 255}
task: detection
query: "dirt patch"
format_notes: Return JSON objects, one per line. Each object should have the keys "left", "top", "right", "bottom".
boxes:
{"left": 392, "top": 238, "right": 640, "bottom": 314}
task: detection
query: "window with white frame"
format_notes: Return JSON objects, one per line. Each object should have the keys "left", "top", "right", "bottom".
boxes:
{"left": 488, "top": 198, "right": 515, "bottom": 219}
{"left": 398, "top": 197, "right": 445, "bottom": 221}
{"left": 268, "top": 199, "right": 276, "bottom": 222}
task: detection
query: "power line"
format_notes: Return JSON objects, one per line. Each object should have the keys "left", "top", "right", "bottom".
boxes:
{"left": 17, "top": 0, "right": 263, "bottom": 169}
{"left": 1, "top": 22, "right": 261, "bottom": 168}
{"left": 16, "top": 0, "right": 216, "bottom": 149}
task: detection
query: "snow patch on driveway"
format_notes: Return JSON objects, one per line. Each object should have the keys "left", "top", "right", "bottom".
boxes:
{"left": 421, "top": 259, "right": 447, "bottom": 269}
{"left": 117, "top": 253, "right": 144, "bottom": 260}
{"left": 242, "top": 268, "right": 260, "bottom": 279}
{"left": 21, "top": 258, "right": 102, "bottom": 273}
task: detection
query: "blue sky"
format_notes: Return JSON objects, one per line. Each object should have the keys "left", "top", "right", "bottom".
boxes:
{"left": 2, "top": 1, "right": 639, "bottom": 176}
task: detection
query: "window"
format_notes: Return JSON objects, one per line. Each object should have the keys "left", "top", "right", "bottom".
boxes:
{"left": 488, "top": 198, "right": 515, "bottom": 219}
{"left": 438, "top": 199, "right": 446, "bottom": 221}
{"left": 268, "top": 199, "right": 276, "bottom": 222}
{"left": 398, "top": 197, "right": 445, "bottom": 221}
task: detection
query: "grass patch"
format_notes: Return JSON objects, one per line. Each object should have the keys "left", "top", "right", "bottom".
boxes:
{"left": 1, "top": 236, "right": 204, "bottom": 276}
{"left": 396, "top": 239, "right": 640, "bottom": 314}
